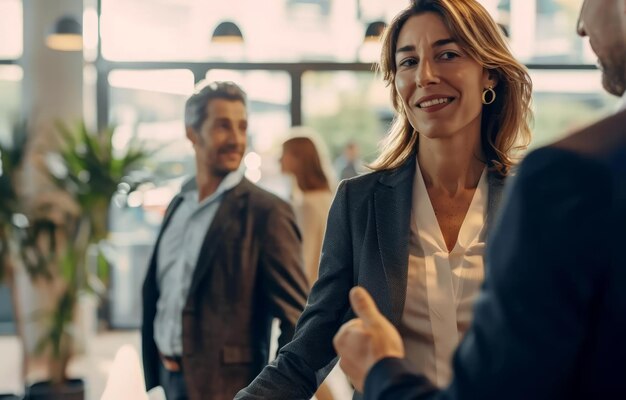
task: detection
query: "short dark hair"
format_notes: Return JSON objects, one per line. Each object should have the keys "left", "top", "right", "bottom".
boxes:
{"left": 184, "top": 81, "right": 247, "bottom": 132}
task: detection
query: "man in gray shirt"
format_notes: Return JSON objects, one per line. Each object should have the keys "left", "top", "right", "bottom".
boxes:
{"left": 141, "top": 81, "right": 309, "bottom": 400}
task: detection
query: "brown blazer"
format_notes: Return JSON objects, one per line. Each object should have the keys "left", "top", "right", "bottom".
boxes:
{"left": 142, "top": 178, "right": 309, "bottom": 400}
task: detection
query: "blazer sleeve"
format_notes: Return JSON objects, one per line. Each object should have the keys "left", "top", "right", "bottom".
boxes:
{"left": 257, "top": 198, "right": 310, "bottom": 349}
{"left": 236, "top": 180, "right": 356, "bottom": 400}
{"left": 364, "top": 147, "right": 612, "bottom": 400}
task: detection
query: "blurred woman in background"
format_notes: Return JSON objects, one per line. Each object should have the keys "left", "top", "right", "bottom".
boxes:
{"left": 281, "top": 135, "right": 334, "bottom": 286}
{"left": 281, "top": 134, "right": 352, "bottom": 400}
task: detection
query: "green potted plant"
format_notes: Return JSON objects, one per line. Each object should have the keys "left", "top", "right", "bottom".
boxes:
{"left": 0, "top": 121, "right": 28, "bottom": 285}
{"left": 24, "top": 121, "right": 151, "bottom": 400}
{"left": 0, "top": 121, "right": 29, "bottom": 399}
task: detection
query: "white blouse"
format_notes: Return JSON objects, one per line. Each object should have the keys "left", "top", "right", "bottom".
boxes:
{"left": 399, "top": 161, "right": 488, "bottom": 388}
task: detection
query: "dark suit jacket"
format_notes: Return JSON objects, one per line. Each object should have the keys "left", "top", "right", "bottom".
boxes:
{"left": 236, "top": 156, "right": 506, "bottom": 400}
{"left": 141, "top": 178, "right": 309, "bottom": 400}
{"left": 363, "top": 110, "right": 626, "bottom": 400}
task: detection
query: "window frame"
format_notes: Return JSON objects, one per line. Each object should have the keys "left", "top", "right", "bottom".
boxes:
{"left": 94, "top": 60, "right": 598, "bottom": 132}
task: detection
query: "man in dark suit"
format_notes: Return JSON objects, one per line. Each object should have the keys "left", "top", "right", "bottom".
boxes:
{"left": 333, "top": 0, "right": 626, "bottom": 398}
{"left": 141, "top": 81, "right": 309, "bottom": 400}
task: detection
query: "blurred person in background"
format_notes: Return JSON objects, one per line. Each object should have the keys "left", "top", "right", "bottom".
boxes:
{"left": 280, "top": 132, "right": 353, "bottom": 400}
{"left": 236, "top": 0, "right": 532, "bottom": 398}
{"left": 333, "top": 0, "right": 626, "bottom": 399}
{"left": 334, "top": 141, "right": 366, "bottom": 181}
{"left": 141, "top": 81, "right": 309, "bottom": 400}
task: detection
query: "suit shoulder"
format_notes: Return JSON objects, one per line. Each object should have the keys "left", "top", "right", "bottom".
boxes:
{"left": 243, "top": 180, "right": 291, "bottom": 211}
{"left": 339, "top": 169, "right": 379, "bottom": 189}
{"left": 513, "top": 142, "right": 615, "bottom": 208}
{"left": 339, "top": 167, "right": 403, "bottom": 196}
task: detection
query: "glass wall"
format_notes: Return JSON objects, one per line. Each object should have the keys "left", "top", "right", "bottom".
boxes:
{"left": 302, "top": 71, "right": 392, "bottom": 164}
{"left": 301, "top": 68, "right": 619, "bottom": 161}
{"left": 530, "top": 69, "right": 618, "bottom": 148}
{"left": 0, "top": 66, "right": 20, "bottom": 338}
{"left": 0, "top": 65, "right": 22, "bottom": 142}
{"left": 109, "top": 69, "right": 195, "bottom": 178}
{"left": 0, "top": 0, "right": 22, "bottom": 140}
{"left": 498, "top": 0, "right": 594, "bottom": 64}
{"left": 0, "top": 0, "right": 22, "bottom": 59}
{"left": 0, "top": 0, "right": 22, "bottom": 348}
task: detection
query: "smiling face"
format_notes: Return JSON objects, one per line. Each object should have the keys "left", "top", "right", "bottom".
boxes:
{"left": 577, "top": 0, "right": 626, "bottom": 97}
{"left": 187, "top": 98, "right": 248, "bottom": 178}
{"left": 394, "top": 12, "right": 495, "bottom": 141}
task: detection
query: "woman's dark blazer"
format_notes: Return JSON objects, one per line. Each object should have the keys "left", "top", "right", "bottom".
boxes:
{"left": 235, "top": 156, "right": 506, "bottom": 400}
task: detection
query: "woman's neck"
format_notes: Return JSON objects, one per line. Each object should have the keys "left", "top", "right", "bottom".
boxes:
{"left": 417, "top": 130, "right": 485, "bottom": 196}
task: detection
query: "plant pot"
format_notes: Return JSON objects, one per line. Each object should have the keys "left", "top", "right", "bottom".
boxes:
{"left": 24, "top": 379, "right": 84, "bottom": 400}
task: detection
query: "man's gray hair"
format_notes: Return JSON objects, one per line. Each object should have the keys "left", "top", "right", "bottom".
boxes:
{"left": 184, "top": 80, "right": 247, "bottom": 132}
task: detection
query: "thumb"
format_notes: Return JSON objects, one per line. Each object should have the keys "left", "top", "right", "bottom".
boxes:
{"left": 350, "top": 286, "right": 383, "bottom": 326}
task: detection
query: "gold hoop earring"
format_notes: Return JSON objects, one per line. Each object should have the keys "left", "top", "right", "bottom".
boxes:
{"left": 482, "top": 86, "right": 496, "bottom": 105}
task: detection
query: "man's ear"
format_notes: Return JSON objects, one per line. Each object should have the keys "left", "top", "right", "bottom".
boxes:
{"left": 186, "top": 126, "right": 197, "bottom": 144}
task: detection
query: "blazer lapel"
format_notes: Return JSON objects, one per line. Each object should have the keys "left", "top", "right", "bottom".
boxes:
{"left": 187, "top": 180, "right": 250, "bottom": 299}
{"left": 146, "top": 194, "right": 184, "bottom": 280}
{"left": 371, "top": 162, "right": 505, "bottom": 325}
{"left": 373, "top": 157, "right": 415, "bottom": 325}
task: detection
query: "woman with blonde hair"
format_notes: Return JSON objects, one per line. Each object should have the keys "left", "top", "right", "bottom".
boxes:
{"left": 237, "top": 0, "right": 532, "bottom": 398}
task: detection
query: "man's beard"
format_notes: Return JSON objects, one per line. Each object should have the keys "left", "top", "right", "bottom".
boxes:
{"left": 210, "top": 145, "right": 244, "bottom": 177}
{"left": 601, "top": 57, "right": 626, "bottom": 97}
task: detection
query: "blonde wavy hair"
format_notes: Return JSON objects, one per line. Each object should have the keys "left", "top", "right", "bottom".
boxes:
{"left": 370, "top": 0, "right": 533, "bottom": 176}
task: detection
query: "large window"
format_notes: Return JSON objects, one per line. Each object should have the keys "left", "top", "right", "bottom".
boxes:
{"left": 302, "top": 71, "right": 392, "bottom": 164}
{"left": 0, "top": 0, "right": 22, "bottom": 59}
{"left": 530, "top": 69, "right": 618, "bottom": 148}
{"left": 300, "top": 68, "right": 619, "bottom": 163}
{"left": 498, "top": 0, "right": 594, "bottom": 64}
{"left": 108, "top": 69, "right": 195, "bottom": 191}
{"left": 0, "top": 66, "right": 22, "bottom": 142}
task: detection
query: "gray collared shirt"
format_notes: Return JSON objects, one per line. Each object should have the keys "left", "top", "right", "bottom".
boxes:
{"left": 154, "top": 170, "right": 244, "bottom": 356}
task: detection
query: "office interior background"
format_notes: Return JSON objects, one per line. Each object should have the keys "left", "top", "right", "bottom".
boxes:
{"left": 0, "top": 0, "right": 620, "bottom": 398}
